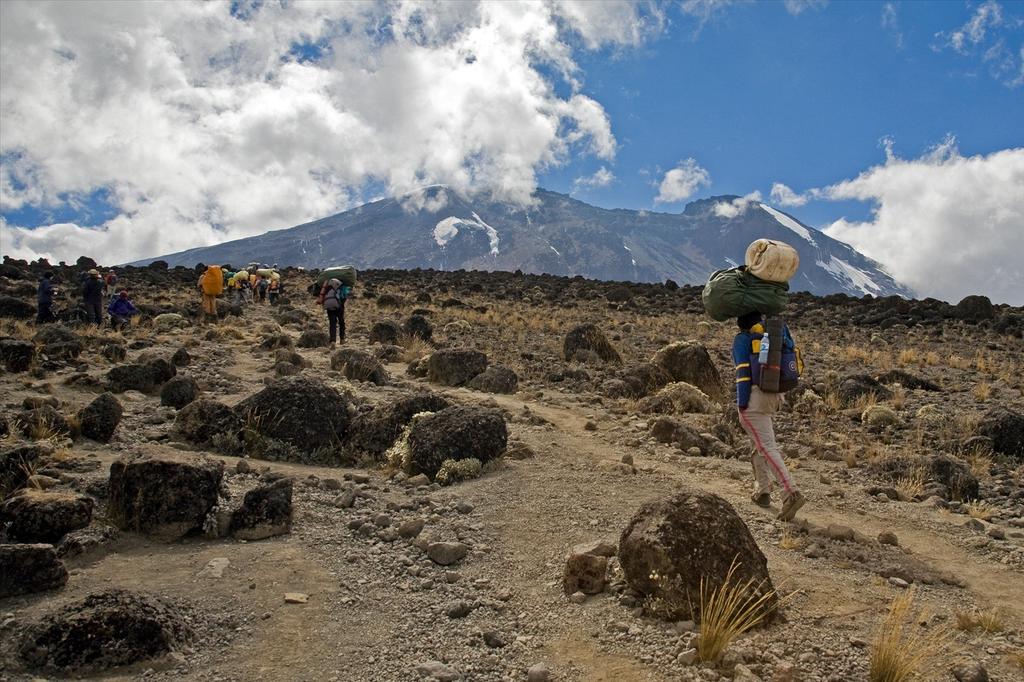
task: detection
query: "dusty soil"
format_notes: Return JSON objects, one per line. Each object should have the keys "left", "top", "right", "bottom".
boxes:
{"left": 1, "top": 262, "right": 1023, "bottom": 681}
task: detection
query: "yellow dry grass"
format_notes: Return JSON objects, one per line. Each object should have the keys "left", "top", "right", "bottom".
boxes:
{"left": 696, "top": 561, "right": 786, "bottom": 664}
{"left": 868, "top": 589, "right": 952, "bottom": 682}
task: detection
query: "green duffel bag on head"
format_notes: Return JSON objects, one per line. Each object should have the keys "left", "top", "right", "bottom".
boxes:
{"left": 702, "top": 266, "right": 789, "bottom": 321}
{"left": 316, "top": 265, "right": 357, "bottom": 288}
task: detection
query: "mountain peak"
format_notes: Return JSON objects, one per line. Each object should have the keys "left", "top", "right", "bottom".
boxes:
{"left": 138, "top": 191, "right": 911, "bottom": 298}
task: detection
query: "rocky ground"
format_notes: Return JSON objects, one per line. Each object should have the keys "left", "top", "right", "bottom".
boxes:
{"left": 1, "top": 256, "right": 1023, "bottom": 682}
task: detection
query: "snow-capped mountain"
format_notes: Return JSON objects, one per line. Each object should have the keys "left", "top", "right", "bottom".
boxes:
{"left": 137, "top": 187, "right": 911, "bottom": 297}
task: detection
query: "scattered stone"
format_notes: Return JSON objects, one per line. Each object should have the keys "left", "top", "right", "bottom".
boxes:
{"left": 174, "top": 398, "right": 242, "bottom": 445}
{"left": 527, "top": 663, "right": 552, "bottom": 682}
{"left": 878, "top": 531, "right": 899, "bottom": 546}
{"left": 467, "top": 365, "right": 519, "bottom": 394}
{"left": 0, "top": 543, "right": 68, "bottom": 598}
{"left": 284, "top": 592, "right": 308, "bottom": 604}
{"left": 160, "top": 374, "right": 200, "bottom": 409}
{"left": 951, "top": 660, "right": 989, "bottom": 682}
{"left": 563, "top": 545, "right": 609, "bottom": 595}
{"left": 406, "top": 406, "right": 507, "bottom": 479}
{"left": 650, "top": 341, "right": 723, "bottom": 399}
{"left": 426, "top": 541, "right": 469, "bottom": 566}
{"left": 198, "top": 557, "right": 230, "bottom": 578}
{"left": 564, "top": 323, "right": 622, "bottom": 364}
{"left": 230, "top": 478, "right": 293, "bottom": 541}
{"left": 427, "top": 348, "right": 489, "bottom": 386}
{"left": 77, "top": 392, "right": 123, "bottom": 443}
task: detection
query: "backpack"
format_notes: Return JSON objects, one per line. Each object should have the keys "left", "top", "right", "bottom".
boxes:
{"left": 702, "top": 267, "right": 789, "bottom": 321}
{"left": 105, "top": 273, "right": 117, "bottom": 286}
{"left": 749, "top": 318, "right": 803, "bottom": 393}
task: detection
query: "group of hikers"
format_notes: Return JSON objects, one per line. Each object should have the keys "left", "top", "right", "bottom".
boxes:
{"left": 196, "top": 264, "right": 285, "bottom": 322}
{"left": 37, "top": 268, "right": 139, "bottom": 330}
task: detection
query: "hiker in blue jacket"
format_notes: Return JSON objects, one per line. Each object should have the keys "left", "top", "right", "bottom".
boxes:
{"left": 107, "top": 290, "right": 139, "bottom": 330}
{"left": 733, "top": 310, "right": 805, "bottom": 521}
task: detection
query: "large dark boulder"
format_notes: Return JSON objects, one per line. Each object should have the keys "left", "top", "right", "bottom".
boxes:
{"left": 954, "top": 295, "right": 995, "bottom": 323}
{"left": 427, "top": 349, "right": 488, "bottom": 386}
{"left": 235, "top": 376, "right": 351, "bottom": 452}
{"left": 330, "top": 348, "right": 389, "bottom": 385}
{"left": 107, "top": 452, "right": 224, "bottom": 542}
{"left": 348, "top": 393, "right": 451, "bottom": 456}
{"left": 467, "top": 365, "right": 519, "bottom": 394}
{"left": 406, "top": 406, "right": 508, "bottom": 479}
{"left": 875, "top": 370, "right": 941, "bottom": 392}
{"left": 18, "top": 590, "right": 193, "bottom": 672}
{"left": 160, "top": 375, "right": 200, "bottom": 409}
{"left": 563, "top": 323, "right": 621, "bottom": 364}
{"left": 77, "top": 393, "right": 123, "bottom": 443}
{"left": 296, "top": 329, "right": 330, "bottom": 348}
{"left": 403, "top": 314, "right": 433, "bottom": 341}
{"left": 174, "top": 399, "right": 241, "bottom": 445}
{"left": 106, "top": 364, "right": 157, "bottom": 393}
{"left": 16, "top": 406, "right": 72, "bottom": 439}
{"left": 369, "top": 320, "right": 402, "bottom": 345}
{"left": 612, "top": 362, "right": 674, "bottom": 399}
{"left": 0, "top": 543, "right": 68, "bottom": 598}
{"left": 2, "top": 490, "right": 94, "bottom": 544}
{"left": 229, "top": 478, "right": 293, "bottom": 541}
{"left": 0, "top": 296, "right": 36, "bottom": 319}
{"left": 1, "top": 339, "right": 35, "bottom": 372}
{"left": 651, "top": 341, "right": 723, "bottom": 400}
{"left": 836, "top": 375, "right": 893, "bottom": 405}
{"left": 976, "top": 407, "right": 1024, "bottom": 459}
{"left": 618, "top": 488, "right": 776, "bottom": 621}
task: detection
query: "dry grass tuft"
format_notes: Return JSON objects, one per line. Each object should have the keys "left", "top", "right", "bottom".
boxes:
{"left": 695, "top": 560, "right": 785, "bottom": 664}
{"left": 894, "top": 469, "right": 926, "bottom": 502}
{"left": 869, "top": 589, "right": 952, "bottom": 682}
{"left": 972, "top": 382, "right": 992, "bottom": 401}
{"left": 964, "top": 500, "right": 997, "bottom": 521}
{"left": 778, "top": 529, "right": 806, "bottom": 551}
{"left": 966, "top": 450, "right": 993, "bottom": 478}
{"left": 955, "top": 608, "right": 1004, "bottom": 634}
{"left": 398, "top": 333, "right": 432, "bottom": 363}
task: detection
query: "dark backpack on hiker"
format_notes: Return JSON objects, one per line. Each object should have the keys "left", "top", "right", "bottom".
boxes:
{"left": 750, "top": 318, "right": 803, "bottom": 393}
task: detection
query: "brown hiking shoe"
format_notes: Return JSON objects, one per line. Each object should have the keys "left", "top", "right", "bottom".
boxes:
{"left": 777, "top": 491, "right": 806, "bottom": 521}
{"left": 751, "top": 491, "right": 772, "bottom": 508}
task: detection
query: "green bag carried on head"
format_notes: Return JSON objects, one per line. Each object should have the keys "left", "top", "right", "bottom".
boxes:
{"left": 316, "top": 265, "right": 357, "bottom": 288}
{"left": 701, "top": 266, "right": 789, "bottom": 321}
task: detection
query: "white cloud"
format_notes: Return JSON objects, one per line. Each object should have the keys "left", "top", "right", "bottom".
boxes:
{"left": 573, "top": 166, "right": 615, "bottom": 191}
{"left": 0, "top": 0, "right": 632, "bottom": 264}
{"left": 655, "top": 159, "right": 711, "bottom": 204}
{"left": 784, "top": 0, "right": 828, "bottom": 16}
{"left": 553, "top": 0, "right": 665, "bottom": 49}
{"left": 939, "top": 0, "right": 1004, "bottom": 54}
{"left": 713, "top": 191, "right": 762, "bottom": 218}
{"left": 821, "top": 138, "right": 1024, "bottom": 305}
{"left": 932, "top": 0, "right": 1023, "bottom": 87}
{"left": 769, "top": 182, "right": 808, "bottom": 207}
{"left": 881, "top": 2, "right": 904, "bottom": 49}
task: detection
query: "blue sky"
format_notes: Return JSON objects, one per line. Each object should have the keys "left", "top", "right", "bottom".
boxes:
{"left": 1, "top": 0, "right": 1021, "bottom": 302}
{"left": 546, "top": 1, "right": 1024, "bottom": 227}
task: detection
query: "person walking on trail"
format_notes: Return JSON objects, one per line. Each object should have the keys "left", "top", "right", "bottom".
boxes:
{"left": 267, "top": 277, "right": 280, "bottom": 305}
{"left": 198, "top": 264, "right": 223, "bottom": 323}
{"left": 107, "top": 290, "right": 139, "bottom": 330}
{"left": 37, "top": 271, "right": 57, "bottom": 324}
{"left": 104, "top": 270, "right": 118, "bottom": 298}
{"left": 317, "top": 277, "right": 351, "bottom": 346}
{"left": 256, "top": 275, "right": 269, "bottom": 304}
{"left": 733, "top": 310, "right": 805, "bottom": 521}
{"left": 82, "top": 269, "right": 104, "bottom": 327}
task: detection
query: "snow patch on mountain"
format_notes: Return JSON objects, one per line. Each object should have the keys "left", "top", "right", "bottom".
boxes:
{"left": 432, "top": 213, "right": 500, "bottom": 255}
{"left": 816, "top": 256, "right": 882, "bottom": 295}
{"left": 760, "top": 204, "right": 817, "bottom": 245}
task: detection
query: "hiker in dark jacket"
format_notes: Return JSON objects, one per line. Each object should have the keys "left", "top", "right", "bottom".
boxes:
{"left": 317, "top": 278, "right": 350, "bottom": 346}
{"left": 37, "top": 272, "right": 56, "bottom": 323}
{"left": 107, "top": 290, "right": 138, "bottom": 330}
{"left": 733, "top": 310, "right": 805, "bottom": 521}
{"left": 82, "top": 269, "right": 104, "bottom": 327}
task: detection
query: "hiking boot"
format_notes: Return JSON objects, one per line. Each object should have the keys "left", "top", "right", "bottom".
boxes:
{"left": 751, "top": 491, "right": 772, "bottom": 508}
{"left": 777, "top": 491, "right": 806, "bottom": 522}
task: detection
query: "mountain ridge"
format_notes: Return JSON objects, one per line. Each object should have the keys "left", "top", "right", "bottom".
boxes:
{"left": 135, "top": 187, "right": 912, "bottom": 298}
